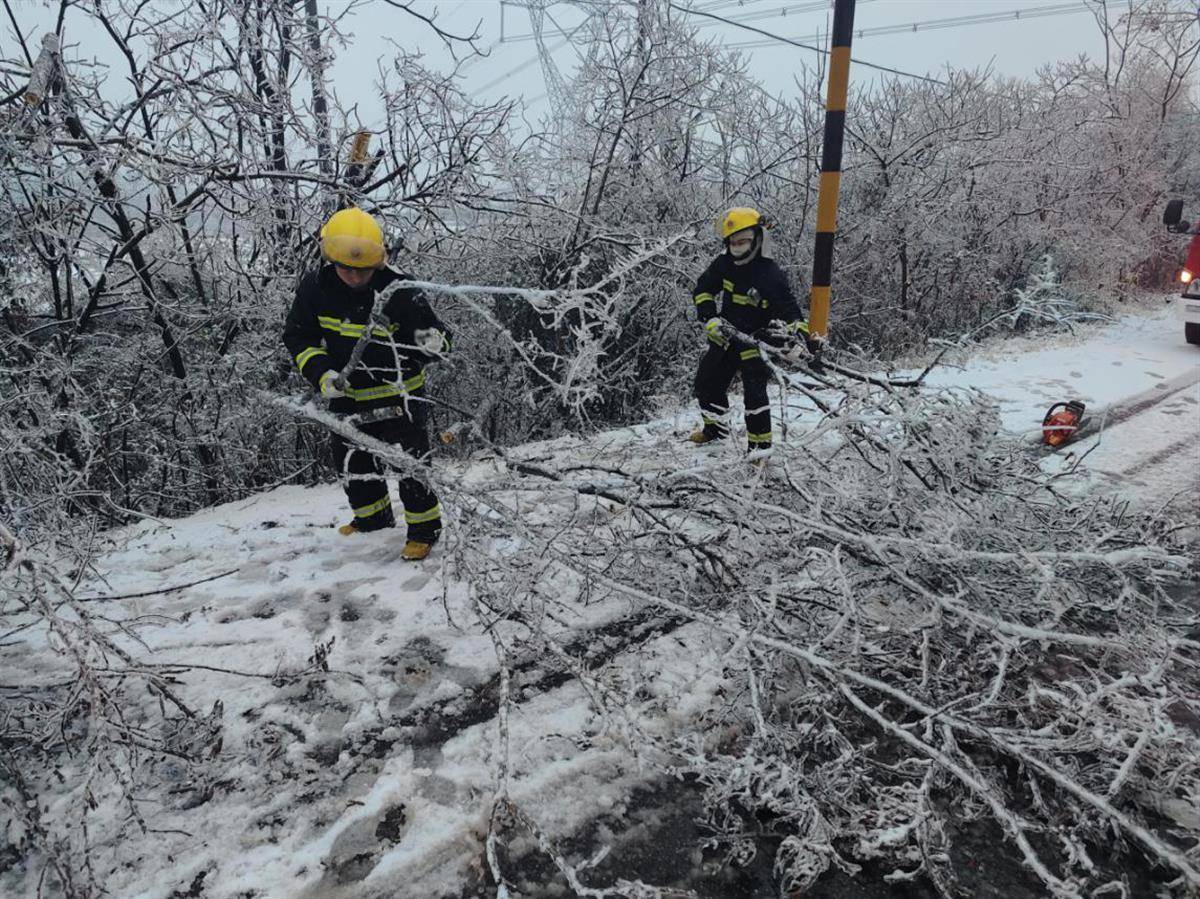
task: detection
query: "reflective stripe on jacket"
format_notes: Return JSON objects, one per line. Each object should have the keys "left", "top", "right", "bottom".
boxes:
{"left": 283, "top": 264, "right": 450, "bottom": 412}
{"left": 692, "top": 253, "right": 806, "bottom": 338}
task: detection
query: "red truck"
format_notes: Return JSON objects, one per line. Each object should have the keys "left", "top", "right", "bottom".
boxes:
{"left": 1164, "top": 199, "right": 1200, "bottom": 345}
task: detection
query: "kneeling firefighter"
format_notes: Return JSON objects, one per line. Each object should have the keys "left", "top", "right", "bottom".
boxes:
{"left": 283, "top": 207, "right": 450, "bottom": 561}
{"left": 689, "top": 207, "right": 809, "bottom": 452}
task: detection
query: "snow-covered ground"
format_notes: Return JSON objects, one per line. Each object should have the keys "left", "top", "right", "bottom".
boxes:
{"left": 4, "top": 304, "right": 1198, "bottom": 898}
{"left": 909, "top": 305, "right": 1200, "bottom": 502}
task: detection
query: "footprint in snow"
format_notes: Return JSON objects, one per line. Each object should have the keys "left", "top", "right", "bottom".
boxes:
{"left": 1160, "top": 399, "right": 1198, "bottom": 416}
{"left": 312, "top": 802, "right": 409, "bottom": 888}
{"left": 382, "top": 636, "right": 445, "bottom": 680}
{"left": 234, "top": 558, "right": 273, "bottom": 582}
{"left": 211, "top": 588, "right": 305, "bottom": 624}
{"left": 401, "top": 572, "right": 431, "bottom": 592}
{"left": 305, "top": 606, "right": 331, "bottom": 631}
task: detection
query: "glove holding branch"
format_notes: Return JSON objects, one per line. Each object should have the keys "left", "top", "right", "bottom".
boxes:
{"left": 751, "top": 319, "right": 798, "bottom": 348}
{"left": 688, "top": 207, "right": 810, "bottom": 453}
{"left": 704, "top": 317, "right": 729, "bottom": 348}
{"left": 414, "top": 327, "right": 449, "bottom": 358}
{"left": 318, "top": 369, "right": 345, "bottom": 398}
{"left": 283, "top": 206, "right": 449, "bottom": 560}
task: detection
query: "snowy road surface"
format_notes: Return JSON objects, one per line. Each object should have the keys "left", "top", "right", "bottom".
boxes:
{"left": 910, "top": 305, "right": 1200, "bottom": 503}
{"left": 4, "top": 305, "right": 1198, "bottom": 898}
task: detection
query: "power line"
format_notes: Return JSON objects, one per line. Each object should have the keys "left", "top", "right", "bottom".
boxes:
{"left": 695, "top": 0, "right": 822, "bottom": 16}
{"left": 670, "top": 1, "right": 946, "bottom": 84}
{"left": 498, "top": 0, "right": 594, "bottom": 43}
{"left": 692, "top": 0, "right": 770, "bottom": 13}
{"left": 475, "top": 2, "right": 599, "bottom": 94}
{"left": 502, "top": 0, "right": 852, "bottom": 42}
{"left": 476, "top": 32, "right": 577, "bottom": 93}
{"left": 724, "top": 1, "right": 1090, "bottom": 50}
{"left": 841, "top": 2, "right": 1090, "bottom": 41}
{"left": 504, "top": 0, "right": 1063, "bottom": 99}
{"left": 693, "top": 0, "right": 882, "bottom": 28}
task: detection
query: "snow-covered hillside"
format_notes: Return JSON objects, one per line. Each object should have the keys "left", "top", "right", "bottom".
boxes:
{"left": 4, "top": 306, "right": 1198, "bottom": 899}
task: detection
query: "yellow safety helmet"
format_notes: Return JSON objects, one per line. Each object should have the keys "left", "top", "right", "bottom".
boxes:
{"left": 320, "top": 207, "right": 385, "bottom": 269}
{"left": 717, "top": 207, "right": 770, "bottom": 241}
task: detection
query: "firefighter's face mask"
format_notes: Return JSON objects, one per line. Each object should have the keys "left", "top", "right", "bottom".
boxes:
{"left": 727, "top": 228, "right": 756, "bottom": 260}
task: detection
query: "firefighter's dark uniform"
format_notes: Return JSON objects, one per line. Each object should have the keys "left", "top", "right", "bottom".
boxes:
{"left": 692, "top": 253, "right": 806, "bottom": 449}
{"left": 283, "top": 264, "right": 448, "bottom": 540}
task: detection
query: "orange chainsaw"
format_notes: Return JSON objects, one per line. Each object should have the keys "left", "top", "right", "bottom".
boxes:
{"left": 1041, "top": 400, "right": 1086, "bottom": 447}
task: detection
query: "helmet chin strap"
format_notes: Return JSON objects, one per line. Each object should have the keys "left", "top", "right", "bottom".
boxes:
{"left": 729, "top": 229, "right": 763, "bottom": 265}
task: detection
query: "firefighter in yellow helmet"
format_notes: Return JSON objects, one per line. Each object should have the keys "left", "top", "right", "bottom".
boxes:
{"left": 689, "top": 207, "right": 809, "bottom": 452}
{"left": 283, "top": 208, "right": 450, "bottom": 561}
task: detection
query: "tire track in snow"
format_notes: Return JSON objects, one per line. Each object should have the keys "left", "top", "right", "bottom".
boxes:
{"left": 283, "top": 606, "right": 697, "bottom": 895}
{"left": 352, "top": 606, "right": 690, "bottom": 762}
{"left": 1121, "top": 432, "right": 1200, "bottom": 479}
{"left": 1041, "top": 365, "right": 1200, "bottom": 452}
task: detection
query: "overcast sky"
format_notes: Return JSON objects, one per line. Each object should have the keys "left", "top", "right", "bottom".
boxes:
{"left": 325, "top": 0, "right": 1117, "bottom": 120}
{"left": 8, "top": 0, "right": 1172, "bottom": 129}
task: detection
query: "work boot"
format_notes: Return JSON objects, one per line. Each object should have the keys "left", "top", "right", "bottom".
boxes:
{"left": 401, "top": 540, "right": 434, "bottom": 561}
{"left": 687, "top": 426, "right": 726, "bottom": 445}
{"left": 747, "top": 441, "right": 772, "bottom": 469}
{"left": 337, "top": 506, "right": 395, "bottom": 535}
{"left": 400, "top": 521, "right": 441, "bottom": 561}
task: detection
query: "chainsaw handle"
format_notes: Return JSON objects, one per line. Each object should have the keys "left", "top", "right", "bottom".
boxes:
{"left": 1042, "top": 400, "right": 1085, "bottom": 427}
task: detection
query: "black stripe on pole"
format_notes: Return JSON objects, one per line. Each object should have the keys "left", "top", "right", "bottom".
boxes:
{"left": 832, "top": 5, "right": 855, "bottom": 46}
{"left": 821, "top": 110, "right": 845, "bottom": 172}
{"left": 809, "top": 0, "right": 856, "bottom": 338}
{"left": 813, "top": 233, "right": 835, "bottom": 286}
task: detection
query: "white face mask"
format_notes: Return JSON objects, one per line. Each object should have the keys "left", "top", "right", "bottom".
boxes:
{"left": 728, "top": 233, "right": 754, "bottom": 258}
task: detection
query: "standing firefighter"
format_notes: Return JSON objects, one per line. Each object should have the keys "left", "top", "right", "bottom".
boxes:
{"left": 689, "top": 207, "right": 808, "bottom": 451}
{"left": 283, "top": 208, "right": 450, "bottom": 561}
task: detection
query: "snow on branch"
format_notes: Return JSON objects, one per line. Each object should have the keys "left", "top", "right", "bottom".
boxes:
{"left": 433, "top": 368, "right": 1200, "bottom": 894}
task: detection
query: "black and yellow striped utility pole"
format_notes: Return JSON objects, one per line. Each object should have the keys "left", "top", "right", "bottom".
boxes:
{"left": 809, "top": 0, "right": 856, "bottom": 339}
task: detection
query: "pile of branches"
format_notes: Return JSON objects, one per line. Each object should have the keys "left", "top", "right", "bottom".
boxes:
{"left": 5, "top": 252, "right": 1196, "bottom": 895}
{"left": 0, "top": 524, "right": 224, "bottom": 898}
{"left": 420, "top": 349, "right": 1200, "bottom": 896}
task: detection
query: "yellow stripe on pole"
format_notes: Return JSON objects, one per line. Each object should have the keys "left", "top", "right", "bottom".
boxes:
{"left": 809, "top": 0, "right": 856, "bottom": 344}
{"left": 809, "top": 285, "right": 831, "bottom": 338}
{"left": 816, "top": 172, "right": 842, "bottom": 232}
{"left": 826, "top": 46, "right": 852, "bottom": 110}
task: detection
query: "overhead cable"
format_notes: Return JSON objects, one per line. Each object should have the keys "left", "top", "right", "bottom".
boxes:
{"left": 844, "top": 2, "right": 1090, "bottom": 40}
{"left": 725, "top": 2, "right": 1090, "bottom": 49}
{"left": 694, "top": 0, "right": 882, "bottom": 27}
{"left": 670, "top": 1, "right": 946, "bottom": 84}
